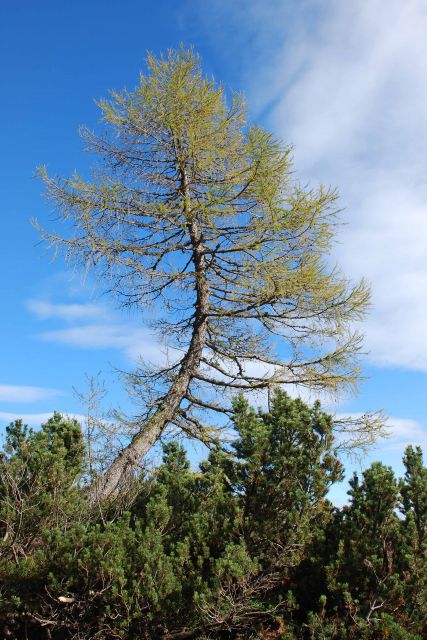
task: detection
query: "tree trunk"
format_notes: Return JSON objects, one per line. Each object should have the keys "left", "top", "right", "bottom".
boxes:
{"left": 87, "top": 173, "right": 208, "bottom": 505}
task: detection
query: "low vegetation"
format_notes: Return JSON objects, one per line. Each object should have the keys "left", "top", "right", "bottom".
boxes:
{"left": 1, "top": 392, "right": 426, "bottom": 639}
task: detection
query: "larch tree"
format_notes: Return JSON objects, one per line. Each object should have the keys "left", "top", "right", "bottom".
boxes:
{"left": 36, "top": 47, "right": 377, "bottom": 503}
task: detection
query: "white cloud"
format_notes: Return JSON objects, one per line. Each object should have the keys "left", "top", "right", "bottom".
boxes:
{"left": 383, "top": 416, "right": 427, "bottom": 452}
{"left": 36, "top": 323, "right": 176, "bottom": 364}
{"left": 253, "top": 0, "right": 427, "bottom": 372}
{"left": 188, "top": 0, "right": 427, "bottom": 372}
{"left": 338, "top": 185, "right": 427, "bottom": 371}
{"left": 28, "top": 296, "right": 176, "bottom": 364}
{"left": 339, "top": 412, "right": 427, "bottom": 454}
{"left": 0, "top": 412, "right": 86, "bottom": 427}
{"left": 27, "top": 299, "right": 105, "bottom": 322}
{"left": 0, "top": 385, "right": 61, "bottom": 403}
{"left": 267, "top": 1, "right": 427, "bottom": 167}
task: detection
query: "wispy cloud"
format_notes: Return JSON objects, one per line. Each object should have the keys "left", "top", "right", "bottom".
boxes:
{"left": 0, "top": 411, "right": 86, "bottom": 428}
{"left": 383, "top": 416, "right": 427, "bottom": 453}
{"left": 27, "top": 297, "right": 172, "bottom": 364}
{"left": 194, "top": 0, "right": 427, "bottom": 373}
{"left": 0, "top": 385, "right": 61, "bottom": 403}
{"left": 35, "top": 323, "right": 176, "bottom": 364}
{"left": 339, "top": 412, "right": 427, "bottom": 454}
{"left": 27, "top": 299, "right": 106, "bottom": 322}
{"left": 263, "top": 1, "right": 427, "bottom": 372}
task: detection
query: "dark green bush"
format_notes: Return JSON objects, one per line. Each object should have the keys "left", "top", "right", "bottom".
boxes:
{"left": 0, "top": 393, "right": 426, "bottom": 639}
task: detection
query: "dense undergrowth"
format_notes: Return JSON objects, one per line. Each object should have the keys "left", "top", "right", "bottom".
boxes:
{"left": 1, "top": 391, "right": 426, "bottom": 639}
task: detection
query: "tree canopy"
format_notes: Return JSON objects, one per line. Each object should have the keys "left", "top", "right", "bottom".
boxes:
{"left": 37, "top": 47, "right": 374, "bottom": 502}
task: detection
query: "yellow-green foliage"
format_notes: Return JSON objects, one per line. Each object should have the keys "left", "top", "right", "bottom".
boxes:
{"left": 36, "top": 48, "right": 373, "bottom": 447}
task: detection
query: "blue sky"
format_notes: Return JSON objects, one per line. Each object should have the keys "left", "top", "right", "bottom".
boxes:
{"left": 1, "top": 0, "right": 427, "bottom": 500}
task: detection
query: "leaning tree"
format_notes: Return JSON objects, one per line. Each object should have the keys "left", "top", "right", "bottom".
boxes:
{"left": 36, "top": 47, "right": 377, "bottom": 503}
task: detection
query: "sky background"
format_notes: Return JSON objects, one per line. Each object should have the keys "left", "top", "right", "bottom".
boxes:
{"left": 1, "top": 0, "right": 427, "bottom": 502}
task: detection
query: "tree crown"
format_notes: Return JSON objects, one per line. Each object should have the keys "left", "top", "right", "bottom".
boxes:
{"left": 36, "top": 47, "right": 376, "bottom": 499}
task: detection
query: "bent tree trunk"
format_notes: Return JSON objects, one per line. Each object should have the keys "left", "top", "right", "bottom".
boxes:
{"left": 88, "top": 215, "right": 209, "bottom": 505}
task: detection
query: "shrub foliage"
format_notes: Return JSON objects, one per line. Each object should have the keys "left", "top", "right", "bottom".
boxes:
{"left": 0, "top": 394, "right": 426, "bottom": 639}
